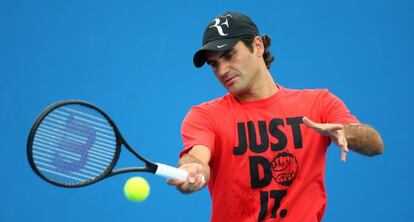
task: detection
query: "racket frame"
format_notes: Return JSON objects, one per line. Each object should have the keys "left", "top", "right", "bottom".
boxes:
{"left": 27, "top": 100, "right": 160, "bottom": 188}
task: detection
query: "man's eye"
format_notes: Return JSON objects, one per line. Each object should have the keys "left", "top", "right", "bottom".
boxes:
{"left": 209, "top": 62, "right": 217, "bottom": 69}
{"left": 223, "top": 51, "right": 234, "bottom": 61}
{"left": 223, "top": 52, "right": 233, "bottom": 60}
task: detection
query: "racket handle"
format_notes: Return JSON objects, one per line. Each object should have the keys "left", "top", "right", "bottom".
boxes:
{"left": 155, "top": 163, "right": 188, "bottom": 180}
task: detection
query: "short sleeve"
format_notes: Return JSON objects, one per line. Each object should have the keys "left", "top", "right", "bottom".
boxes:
{"left": 319, "top": 90, "right": 360, "bottom": 124}
{"left": 180, "top": 106, "right": 216, "bottom": 157}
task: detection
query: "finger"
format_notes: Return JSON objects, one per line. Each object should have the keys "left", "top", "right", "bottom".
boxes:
{"left": 179, "top": 171, "right": 198, "bottom": 190}
{"left": 178, "top": 182, "right": 194, "bottom": 194}
{"left": 192, "top": 174, "right": 207, "bottom": 191}
{"left": 341, "top": 147, "right": 348, "bottom": 162}
{"left": 340, "top": 139, "right": 349, "bottom": 162}
{"left": 167, "top": 178, "right": 186, "bottom": 186}
{"left": 195, "top": 174, "right": 206, "bottom": 188}
{"left": 179, "top": 176, "right": 198, "bottom": 192}
{"left": 303, "top": 117, "right": 331, "bottom": 136}
{"left": 179, "top": 181, "right": 191, "bottom": 192}
{"left": 335, "top": 131, "right": 348, "bottom": 149}
{"left": 187, "top": 171, "right": 198, "bottom": 183}
{"left": 188, "top": 180, "right": 202, "bottom": 192}
{"left": 302, "top": 116, "right": 319, "bottom": 129}
{"left": 327, "top": 125, "right": 344, "bottom": 132}
{"left": 180, "top": 181, "right": 199, "bottom": 193}
{"left": 182, "top": 173, "right": 206, "bottom": 192}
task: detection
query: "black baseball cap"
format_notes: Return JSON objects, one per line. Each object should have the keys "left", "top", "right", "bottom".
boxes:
{"left": 193, "top": 11, "right": 259, "bottom": 68}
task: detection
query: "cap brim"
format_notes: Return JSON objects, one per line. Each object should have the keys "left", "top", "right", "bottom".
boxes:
{"left": 193, "top": 38, "right": 241, "bottom": 68}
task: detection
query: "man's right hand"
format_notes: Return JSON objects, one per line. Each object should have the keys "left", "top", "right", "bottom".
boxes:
{"left": 167, "top": 162, "right": 207, "bottom": 194}
{"left": 167, "top": 145, "right": 211, "bottom": 194}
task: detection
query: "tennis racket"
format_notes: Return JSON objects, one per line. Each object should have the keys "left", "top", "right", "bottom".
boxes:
{"left": 27, "top": 100, "right": 187, "bottom": 188}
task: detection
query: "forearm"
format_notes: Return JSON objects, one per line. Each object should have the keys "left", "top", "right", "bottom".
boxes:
{"left": 344, "top": 124, "right": 384, "bottom": 156}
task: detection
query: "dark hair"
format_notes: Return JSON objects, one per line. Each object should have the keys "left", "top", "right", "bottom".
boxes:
{"left": 240, "top": 34, "right": 275, "bottom": 69}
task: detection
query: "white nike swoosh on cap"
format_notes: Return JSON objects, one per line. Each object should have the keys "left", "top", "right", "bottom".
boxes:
{"left": 216, "top": 43, "right": 228, "bottom": 48}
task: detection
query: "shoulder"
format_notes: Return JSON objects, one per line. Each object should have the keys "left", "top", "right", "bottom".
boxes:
{"left": 182, "top": 94, "right": 232, "bottom": 124}
{"left": 281, "top": 85, "right": 329, "bottom": 95}
{"left": 190, "top": 94, "right": 232, "bottom": 113}
{"left": 280, "top": 86, "right": 331, "bottom": 100}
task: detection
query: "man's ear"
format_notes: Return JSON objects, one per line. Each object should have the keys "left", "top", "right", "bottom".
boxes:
{"left": 253, "top": 36, "right": 265, "bottom": 57}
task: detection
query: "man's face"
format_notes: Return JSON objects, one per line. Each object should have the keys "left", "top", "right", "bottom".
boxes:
{"left": 205, "top": 41, "right": 261, "bottom": 97}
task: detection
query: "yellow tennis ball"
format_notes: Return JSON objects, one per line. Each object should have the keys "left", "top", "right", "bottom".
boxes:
{"left": 124, "top": 177, "right": 150, "bottom": 202}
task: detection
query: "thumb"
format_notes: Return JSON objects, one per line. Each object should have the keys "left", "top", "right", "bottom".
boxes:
{"left": 302, "top": 116, "right": 318, "bottom": 129}
{"left": 187, "top": 171, "right": 197, "bottom": 183}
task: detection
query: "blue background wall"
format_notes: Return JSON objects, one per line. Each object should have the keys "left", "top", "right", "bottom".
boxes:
{"left": 1, "top": 0, "right": 413, "bottom": 221}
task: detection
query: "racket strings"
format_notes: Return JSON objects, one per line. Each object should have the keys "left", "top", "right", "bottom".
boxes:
{"left": 31, "top": 104, "right": 117, "bottom": 185}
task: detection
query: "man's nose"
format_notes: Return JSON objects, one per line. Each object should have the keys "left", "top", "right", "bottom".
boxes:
{"left": 216, "top": 62, "right": 230, "bottom": 77}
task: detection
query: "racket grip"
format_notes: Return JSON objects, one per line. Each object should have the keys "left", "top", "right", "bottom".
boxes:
{"left": 155, "top": 163, "right": 188, "bottom": 180}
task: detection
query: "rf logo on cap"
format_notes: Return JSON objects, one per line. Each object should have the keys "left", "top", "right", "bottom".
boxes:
{"left": 193, "top": 12, "right": 259, "bottom": 68}
{"left": 209, "top": 14, "right": 232, "bottom": 36}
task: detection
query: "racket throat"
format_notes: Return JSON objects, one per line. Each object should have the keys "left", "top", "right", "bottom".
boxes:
{"left": 123, "top": 140, "right": 158, "bottom": 174}
{"left": 146, "top": 162, "right": 158, "bottom": 174}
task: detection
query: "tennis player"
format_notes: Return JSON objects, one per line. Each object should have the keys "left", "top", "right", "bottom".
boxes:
{"left": 168, "top": 11, "right": 384, "bottom": 221}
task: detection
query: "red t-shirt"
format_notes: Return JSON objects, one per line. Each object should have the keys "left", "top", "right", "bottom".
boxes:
{"left": 180, "top": 85, "right": 359, "bottom": 222}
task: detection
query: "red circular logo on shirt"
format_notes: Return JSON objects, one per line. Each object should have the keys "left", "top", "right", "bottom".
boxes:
{"left": 271, "top": 152, "right": 298, "bottom": 186}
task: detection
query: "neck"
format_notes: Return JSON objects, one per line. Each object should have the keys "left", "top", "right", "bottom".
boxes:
{"left": 236, "top": 69, "right": 278, "bottom": 102}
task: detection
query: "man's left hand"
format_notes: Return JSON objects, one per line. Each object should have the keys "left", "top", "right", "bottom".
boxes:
{"left": 302, "top": 117, "right": 349, "bottom": 162}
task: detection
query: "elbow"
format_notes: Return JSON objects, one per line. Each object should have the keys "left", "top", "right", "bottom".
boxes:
{"left": 374, "top": 133, "right": 384, "bottom": 155}
{"left": 346, "top": 124, "right": 384, "bottom": 157}
{"left": 367, "top": 138, "right": 384, "bottom": 156}
{"left": 355, "top": 136, "right": 384, "bottom": 157}
{"left": 375, "top": 141, "right": 384, "bottom": 156}
{"left": 367, "top": 127, "right": 384, "bottom": 156}
{"left": 368, "top": 146, "right": 383, "bottom": 156}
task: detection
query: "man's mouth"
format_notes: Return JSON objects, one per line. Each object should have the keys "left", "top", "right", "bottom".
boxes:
{"left": 224, "top": 76, "right": 237, "bottom": 84}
